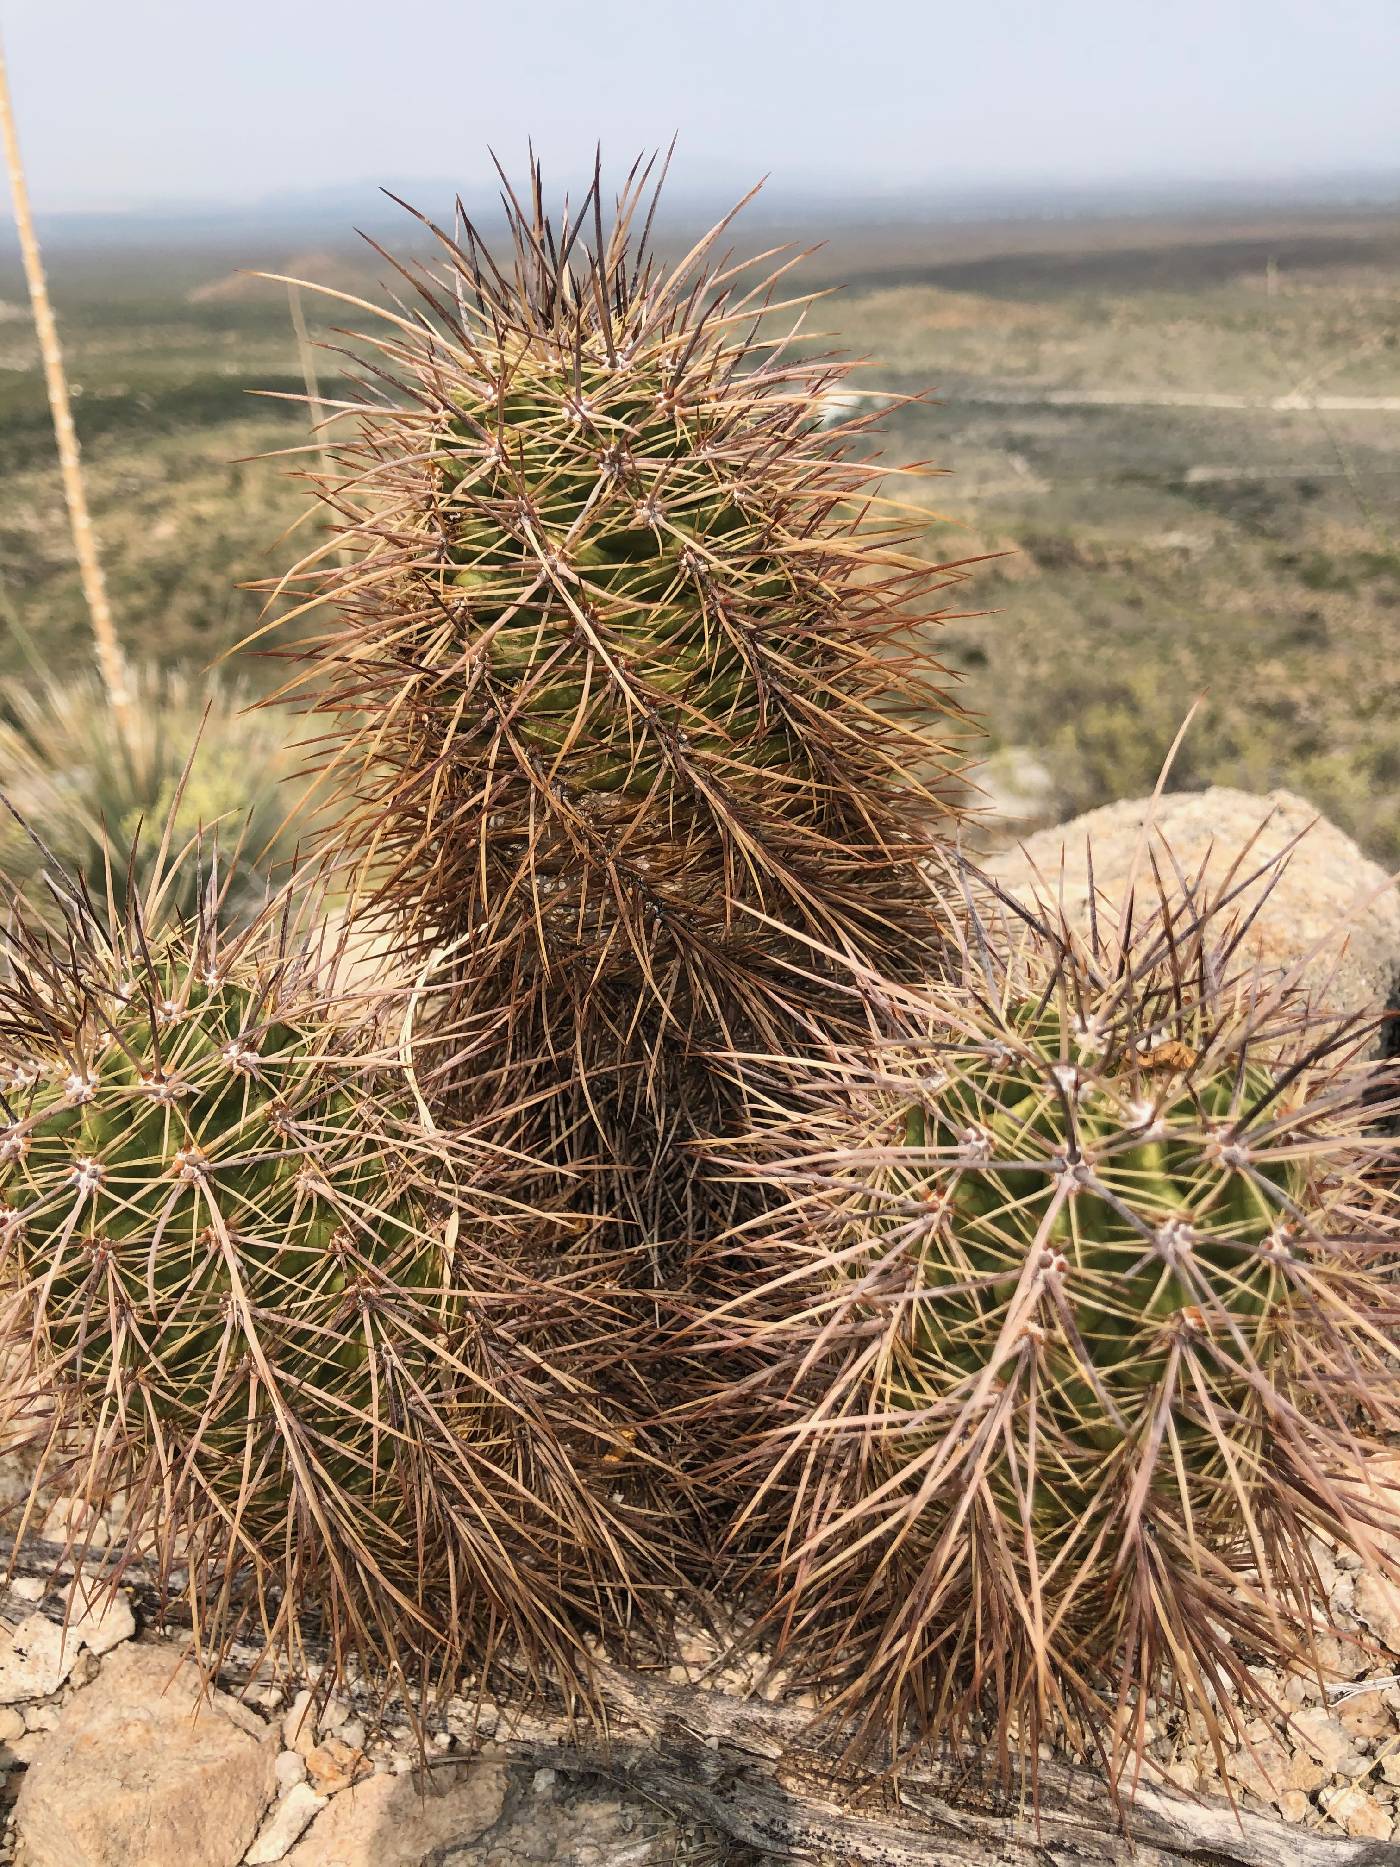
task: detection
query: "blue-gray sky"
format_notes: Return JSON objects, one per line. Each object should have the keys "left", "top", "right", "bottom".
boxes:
{"left": 2, "top": 0, "right": 1397, "bottom": 214}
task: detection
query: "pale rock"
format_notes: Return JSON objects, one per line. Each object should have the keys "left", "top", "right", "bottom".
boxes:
{"left": 244, "top": 1783, "right": 325, "bottom": 1864}
{"left": 1279, "top": 1789, "right": 1312, "bottom": 1823}
{"left": 38, "top": 1497, "right": 108, "bottom": 1551}
{"left": 1291, "top": 1705, "right": 1356, "bottom": 1772}
{"left": 986, "top": 786, "right": 1400, "bottom": 1031}
{"left": 6, "top": 1582, "right": 42, "bottom": 1605}
{"left": 1310, "top": 1538, "right": 1346, "bottom": 1597}
{"left": 1355, "top": 1572, "right": 1400, "bottom": 1656}
{"left": 1320, "top": 1782, "right": 1394, "bottom": 1840}
{"left": 674, "top": 1625, "right": 720, "bottom": 1668}
{"left": 19, "top": 1704, "right": 57, "bottom": 1733}
{"left": 1159, "top": 1757, "right": 1201, "bottom": 1792}
{"left": 318, "top": 1696, "right": 350, "bottom": 1733}
{"left": 0, "top": 1617, "right": 74, "bottom": 1703}
{"left": 1228, "top": 1737, "right": 1291, "bottom": 1807}
{"left": 273, "top": 1750, "right": 307, "bottom": 1794}
{"left": 336, "top": 1718, "right": 365, "bottom": 1752}
{"left": 11, "top": 1642, "right": 276, "bottom": 1867}
{"left": 532, "top": 1767, "right": 557, "bottom": 1794}
{"left": 5, "top": 1728, "right": 50, "bottom": 1766}
{"left": 284, "top": 1762, "right": 509, "bottom": 1866}
{"left": 304, "top": 1736, "right": 372, "bottom": 1796}
{"left": 1314, "top": 1634, "right": 1368, "bottom": 1684}
{"left": 1336, "top": 1688, "right": 1393, "bottom": 1742}
{"left": 1381, "top": 1749, "right": 1400, "bottom": 1787}
{"left": 69, "top": 1650, "right": 101, "bottom": 1690}
{"left": 217, "top": 1694, "right": 269, "bottom": 1742}
{"left": 0, "top": 1707, "right": 22, "bottom": 1745}
{"left": 0, "top": 1587, "right": 133, "bottom": 1705}
{"left": 76, "top": 1588, "right": 135, "bottom": 1659}
{"left": 1246, "top": 1666, "right": 1284, "bottom": 1703}
{"left": 281, "top": 1689, "right": 317, "bottom": 1758}
{"left": 1284, "top": 1748, "right": 1326, "bottom": 1793}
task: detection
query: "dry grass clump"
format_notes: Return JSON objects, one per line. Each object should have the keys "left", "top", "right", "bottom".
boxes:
{"left": 0, "top": 665, "right": 311, "bottom": 925}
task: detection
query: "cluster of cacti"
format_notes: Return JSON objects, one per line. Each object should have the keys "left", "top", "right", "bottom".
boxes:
{"left": 0, "top": 850, "right": 660, "bottom": 1695}
{"left": 2, "top": 154, "right": 1399, "bottom": 1795}
{"left": 0, "top": 664, "right": 310, "bottom": 923}
{"left": 266, "top": 157, "right": 969, "bottom": 1237}
{"left": 700, "top": 867, "right": 1400, "bottom": 1774}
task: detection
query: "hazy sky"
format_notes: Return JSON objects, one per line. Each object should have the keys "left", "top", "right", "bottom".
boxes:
{"left": 2, "top": 0, "right": 1397, "bottom": 214}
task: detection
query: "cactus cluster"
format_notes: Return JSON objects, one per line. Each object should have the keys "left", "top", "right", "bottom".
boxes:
{"left": 3, "top": 154, "right": 1399, "bottom": 1790}
{"left": 704, "top": 867, "right": 1400, "bottom": 1773}
{"left": 0, "top": 853, "right": 658, "bottom": 1693}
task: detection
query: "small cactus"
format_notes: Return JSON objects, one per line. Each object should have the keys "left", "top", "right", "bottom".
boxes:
{"left": 710, "top": 856, "right": 1400, "bottom": 1777}
{"left": 0, "top": 842, "right": 658, "bottom": 1696}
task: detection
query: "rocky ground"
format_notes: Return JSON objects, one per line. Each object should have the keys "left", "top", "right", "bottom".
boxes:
{"left": 1, "top": 788, "right": 1398, "bottom": 1866}
{"left": 0, "top": 1604, "right": 738, "bottom": 1866}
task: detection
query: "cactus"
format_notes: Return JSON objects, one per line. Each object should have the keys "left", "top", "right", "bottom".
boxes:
{"left": 0, "top": 664, "right": 310, "bottom": 926}
{"left": 0, "top": 841, "right": 659, "bottom": 1696}
{"left": 263, "top": 155, "right": 971, "bottom": 1231}
{"left": 709, "top": 857, "right": 1400, "bottom": 1777}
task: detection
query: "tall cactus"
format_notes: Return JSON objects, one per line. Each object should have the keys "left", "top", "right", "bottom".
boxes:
{"left": 262, "top": 155, "right": 971, "bottom": 1238}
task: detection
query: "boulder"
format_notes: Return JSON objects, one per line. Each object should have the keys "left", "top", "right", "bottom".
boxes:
{"left": 985, "top": 787, "right": 1400, "bottom": 1030}
{"left": 13, "top": 1642, "right": 276, "bottom": 1867}
{"left": 283, "top": 1760, "right": 509, "bottom": 1865}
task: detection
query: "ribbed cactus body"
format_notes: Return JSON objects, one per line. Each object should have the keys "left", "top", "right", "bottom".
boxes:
{"left": 718, "top": 873, "right": 1400, "bottom": 1774}
{"left": 2, "top": 957, "right": 435, "bottom": 1503}
{"left": 893, "top": 998, "right": 1300, "bottom": 1529}
{"left": 439, "top": 354, "right": 794, "bottom": 799}
{"left": 0, "top": 868, "right": 661, "bottom": 1696}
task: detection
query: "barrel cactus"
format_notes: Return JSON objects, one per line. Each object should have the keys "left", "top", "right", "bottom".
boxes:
{"left": 0, "top": 845, "right": 658, "bottom": 1696}
{"left": 263, "top": 155, "right": 970, "bottom": 1230}
{"left": 712, "top": 861, "right": 1400, "bottom": 1777}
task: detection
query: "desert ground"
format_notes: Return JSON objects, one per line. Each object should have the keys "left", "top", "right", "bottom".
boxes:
{"left": 2, "top": 200, "right": 1397, "bottom": 857}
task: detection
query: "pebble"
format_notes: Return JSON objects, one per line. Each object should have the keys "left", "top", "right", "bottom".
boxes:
{"left": 1320, "top": 1782, "right": 1394, "bottom": 1840}
{"left": 273, "top": 1749, "right": 307, "bottom": 1793}
{"left": 281, "top": 1689, "right": 317, "bottom": 1757}
{"left": 244, "top": 1781, "right": 326, "bottom": 1864}
{"left": 303, "top": 1734, "right": 372, "bottom": 1794}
